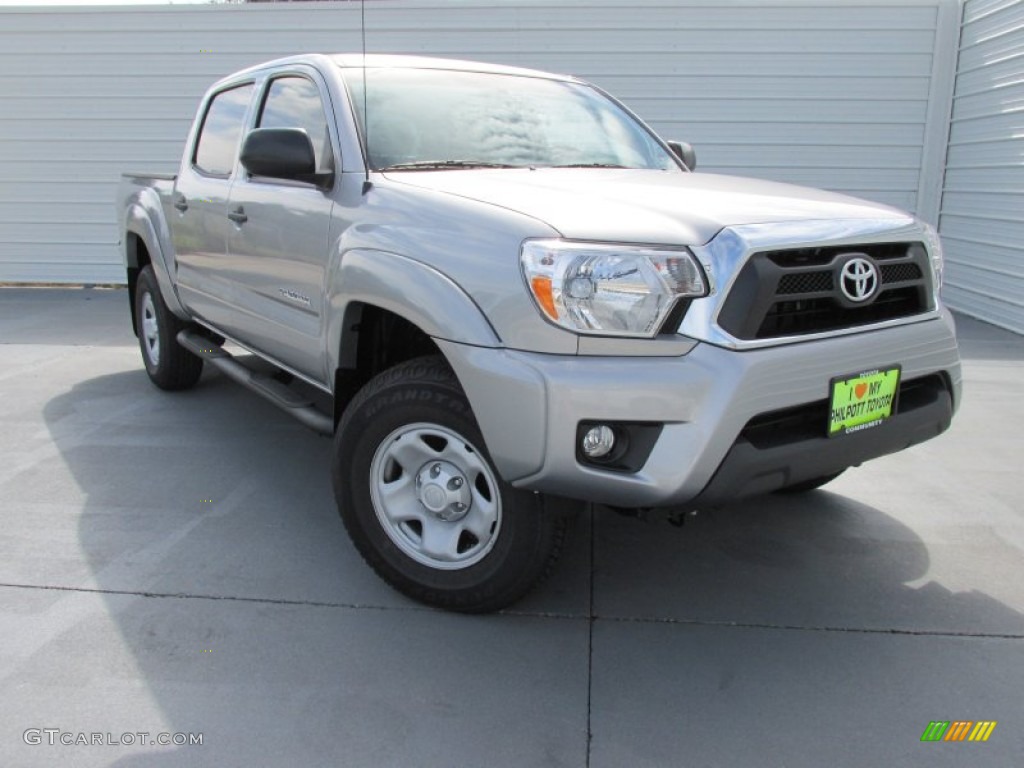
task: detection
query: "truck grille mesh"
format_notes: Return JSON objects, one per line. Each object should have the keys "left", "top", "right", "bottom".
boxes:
{"left": 777, "top": 272, "right": 834, "bottom": 294}
{"left": 717, "top": 242, "right": 933, "bottom": 340}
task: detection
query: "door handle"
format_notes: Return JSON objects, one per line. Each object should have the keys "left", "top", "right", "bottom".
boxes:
{"left": 173, "top": 195, "right": 188, "bottom": 212}
{"left": 227, "top": 206, "right": 247, "bottom": 224}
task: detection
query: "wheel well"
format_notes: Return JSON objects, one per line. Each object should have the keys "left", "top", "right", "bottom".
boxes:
{"left": 126, "top": 234, "right": 151, "bottom": 337}
{"left": 333, "top": 305, "right": 442, "bottom": 424}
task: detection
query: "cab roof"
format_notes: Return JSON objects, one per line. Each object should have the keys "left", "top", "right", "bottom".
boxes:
{"left": 223, "top": 53, "right": 577, "bottom": 85}
{"left": 330, "top": 53, "right": 574, "bottom": 82}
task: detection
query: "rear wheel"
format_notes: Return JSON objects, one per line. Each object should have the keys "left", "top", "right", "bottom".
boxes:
{"left": 332, "top": 356, "right": 567, "bottom": 612}
{"left": 134, "top": 266, "right": 203, "bottom": 390}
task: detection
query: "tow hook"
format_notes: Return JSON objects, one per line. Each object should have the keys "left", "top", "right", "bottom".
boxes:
{"left": 667, "top": 509, "right": 700, "bottom": 528}
{"left": 611, "top": 506, "right": 652, "bottom": 522}
{"left": 611, "top": 507, "right": 701, "bottom": 527}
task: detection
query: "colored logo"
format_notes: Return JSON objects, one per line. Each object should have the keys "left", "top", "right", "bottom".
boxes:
{"left": 920, "top": 720, "right": 997, "bottom": 742}
{"left": 838, "top": 256, "right": 879, "bottom": 303}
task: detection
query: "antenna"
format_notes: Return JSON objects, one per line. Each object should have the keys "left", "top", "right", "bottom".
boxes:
{"left": 361, "top": 0, "right": 371, "bottom": 192}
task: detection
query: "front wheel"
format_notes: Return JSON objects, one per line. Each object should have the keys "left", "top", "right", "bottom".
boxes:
{"left": 332, "top": 356, "right": 567, "bottom": 613}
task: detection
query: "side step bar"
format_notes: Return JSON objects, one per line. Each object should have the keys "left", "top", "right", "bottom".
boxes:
{"left": 177, "top": 330, "right": 334, "bottom": 436}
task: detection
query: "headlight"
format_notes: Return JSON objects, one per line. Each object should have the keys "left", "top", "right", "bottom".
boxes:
{"left": 921, "top": 221, "right": 944, "bottom": 290}
{"left": 521, "top": 239, "right": 708, "bottom": 336}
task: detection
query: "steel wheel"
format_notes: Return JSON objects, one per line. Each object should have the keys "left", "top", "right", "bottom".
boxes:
{"left": 140, "top": 291, "right": 160, "bottom": 367}
{"left": 370, "top": 423, "right": 502, "bottom": 570}
{"left": 333, "top": 355, "right": 569, "bottom": 612}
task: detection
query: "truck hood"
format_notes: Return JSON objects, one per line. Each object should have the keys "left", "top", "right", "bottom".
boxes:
{"left": 382, "top": 168, "right": 912, "bottom": 245}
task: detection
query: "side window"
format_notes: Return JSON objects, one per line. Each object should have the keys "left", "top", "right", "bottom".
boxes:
{"left": 194, "top": 84, "right": 254, "bottom": 176}
{"left": 258, "top": 76, "right": 335, "bottom": 174}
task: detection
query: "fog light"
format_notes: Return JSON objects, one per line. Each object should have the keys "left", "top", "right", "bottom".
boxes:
{"left": 582, "top": 425, "right": 615, "bottom": 458}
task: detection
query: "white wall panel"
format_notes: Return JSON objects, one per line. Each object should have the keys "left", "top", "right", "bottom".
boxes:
{"left": 0, "top": 0, "right": 958, "bottom": 284}
{"left": 939, "top": 0, "right": 1024, "bottom": 333}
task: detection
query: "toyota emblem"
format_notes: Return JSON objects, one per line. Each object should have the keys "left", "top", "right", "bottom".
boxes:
{"left": 839, "top": 257, "right": 879, "bottom": 303}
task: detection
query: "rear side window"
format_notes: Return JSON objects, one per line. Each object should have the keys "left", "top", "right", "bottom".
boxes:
{"left": 193, "top": 84, "right": 254, "bottom": 176}
{"left": 258, "top": 76, "right": 335, "bottom": 173}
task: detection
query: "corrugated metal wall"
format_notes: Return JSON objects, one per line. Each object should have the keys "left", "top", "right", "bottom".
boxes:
{"left": 0, "top": 0, "right": 958, "bottom": 286}
{"left": 939, "top": 0, "right": 1024, "bottom": 333}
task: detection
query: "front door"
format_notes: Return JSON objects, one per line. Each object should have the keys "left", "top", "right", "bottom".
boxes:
{"left": 225, "top": 72, "right": 337, "bottom": 383}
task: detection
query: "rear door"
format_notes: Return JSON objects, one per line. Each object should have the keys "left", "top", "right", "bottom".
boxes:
{"left": 173, "top": 81, "right": 256, "bottom": 329}
{"left": 224, "top": 69, "right": 338, "bottom": 382}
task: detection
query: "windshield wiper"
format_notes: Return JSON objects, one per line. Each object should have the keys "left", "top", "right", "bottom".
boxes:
{"left": 378, "top": 160, "right": 523, "bottom": 171}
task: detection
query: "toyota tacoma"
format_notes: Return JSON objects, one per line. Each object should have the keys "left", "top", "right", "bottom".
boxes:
{"left": 118, "top": 54, "right": 961, "bottom": 612}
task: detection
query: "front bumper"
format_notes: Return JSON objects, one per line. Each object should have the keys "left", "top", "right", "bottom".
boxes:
{"left": 438, "top": 309, "right": 961, "bottom": 508}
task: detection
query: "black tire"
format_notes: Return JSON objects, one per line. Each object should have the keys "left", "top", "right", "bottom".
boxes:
{"left": 332, "top": 355, "right": 568, "bottom": 613}
{"left": 774, "top": 470, "right": 845, "bottom": 494}
{"left": 134, "top": 265, "right": 203, "bottom": 391}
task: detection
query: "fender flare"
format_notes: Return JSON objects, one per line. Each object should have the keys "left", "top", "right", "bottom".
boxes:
{"left": 326, "top": 248, "right": 501, "bottom": 373}
{"left": 123, "top": 191, "right": 188, "bottom": 319}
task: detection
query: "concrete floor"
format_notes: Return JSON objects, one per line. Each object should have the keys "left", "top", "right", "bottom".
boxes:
{"left": 1, "top": 286, "right": 1021, "bottom": 767}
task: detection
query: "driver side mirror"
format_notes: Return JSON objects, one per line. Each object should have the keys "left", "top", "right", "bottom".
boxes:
{"left": 667, "top": 141, "right": 697, "bottom": 172}
{"left": 240, "top": 128, "right": 334, "bottom": 188}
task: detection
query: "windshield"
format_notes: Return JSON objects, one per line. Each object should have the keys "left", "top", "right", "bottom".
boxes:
{"left": 344, "top": 67, "right": 677, "bottom": 172}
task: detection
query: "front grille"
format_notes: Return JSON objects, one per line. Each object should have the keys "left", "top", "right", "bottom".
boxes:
{"left": 717, "top": 242, "right": 934, "bottom": 340}
{"left": 765, "top": 242, "right": 909, "bottom": 268}
{"left": 777, "top": 272, "right": 834, "bottom": 294}
{"left": 880, "top": 262, "right": 922, "bottom": 283}
{"left": 759, "top": 287, "right": 923, "bottom": 338}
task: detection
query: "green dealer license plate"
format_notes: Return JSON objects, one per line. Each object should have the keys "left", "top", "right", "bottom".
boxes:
{"left": 828, "top": 366, "right": 901, "bottom": 437}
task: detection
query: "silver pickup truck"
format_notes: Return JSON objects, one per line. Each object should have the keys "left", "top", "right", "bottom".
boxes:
{"left": 119, "top": 54, "right": 961, "bottom": 612}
